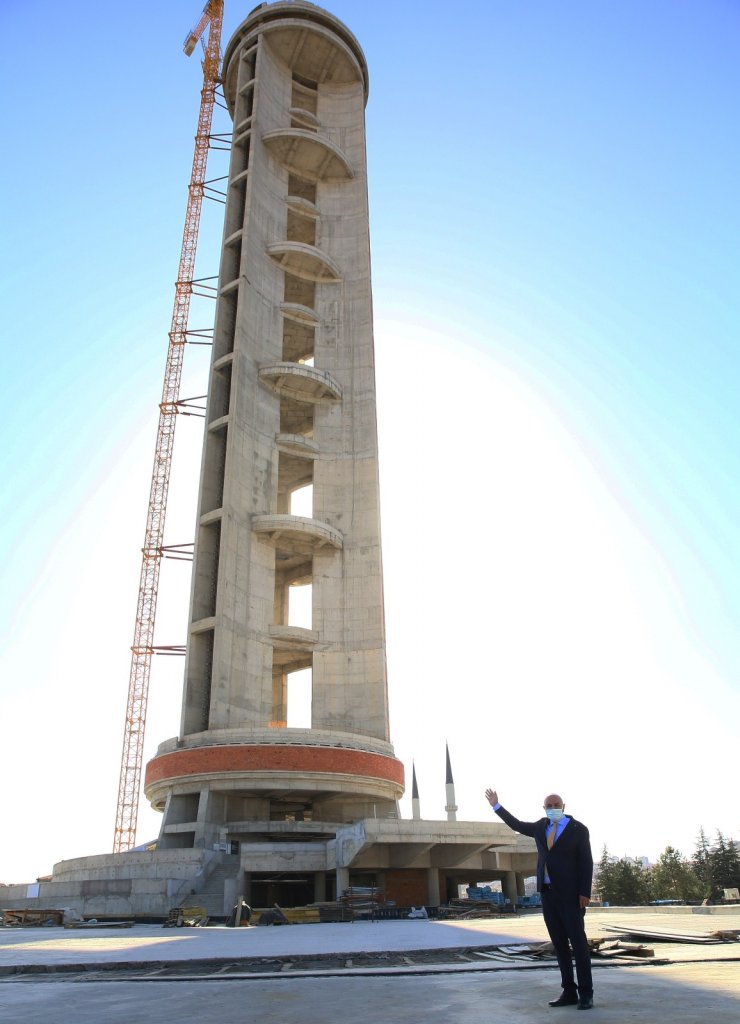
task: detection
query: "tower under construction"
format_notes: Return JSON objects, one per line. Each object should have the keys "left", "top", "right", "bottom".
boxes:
{"left": 144, "top": 2, "right": 404, "bottom": 883}
{"left": 3, "top": 2, "right": 536, "bottom": 917}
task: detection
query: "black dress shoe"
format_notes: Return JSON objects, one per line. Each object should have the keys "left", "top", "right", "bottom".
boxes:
{"left": 577, "top": 996, "right": 594, "bottom": 1010}
{"left": 548, "top": 993, "right": 579, "bottom": 1007}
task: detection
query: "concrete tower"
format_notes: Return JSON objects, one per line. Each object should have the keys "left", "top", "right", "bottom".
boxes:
{"left": 144, "top": 2, "right": 404, "bottom": 874}
{"left": 1, "top": 2, "right": 539, "bottom": 920}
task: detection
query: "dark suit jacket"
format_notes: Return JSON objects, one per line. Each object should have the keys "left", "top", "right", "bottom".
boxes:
{"left": 495, "top": 805, "right": 593, "bottom": 900}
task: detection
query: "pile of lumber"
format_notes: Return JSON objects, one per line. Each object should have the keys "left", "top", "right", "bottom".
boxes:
{"left": 277, "top": 906, "right": 321, "bottom": 925}
{"left": 602, "top": 924, "right": 740, "bottom": 945}
{"left": 591, "top": 938, "right": 655, "bottom": 959}
{"left": 438, "top": 899, "right": 512, "bottom": 920}
{"left": 474, "top": 940, "right": 659, "bottom": 963}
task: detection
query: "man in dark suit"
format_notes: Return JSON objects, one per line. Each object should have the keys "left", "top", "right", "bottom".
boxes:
{"left": 486, "top": 788, "right": 594, "bottom": 1010}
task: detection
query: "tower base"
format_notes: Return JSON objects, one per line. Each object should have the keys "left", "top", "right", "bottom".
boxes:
{"left": 0, "top": 820, "right": 536, "bottom": 921}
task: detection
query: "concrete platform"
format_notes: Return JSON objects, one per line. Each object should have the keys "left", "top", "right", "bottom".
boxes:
{"left": 2, "top": 907, "right": 738, "bottom": 970}
{"left": 1, "top": 910, "right": 738, "bottom": 1023}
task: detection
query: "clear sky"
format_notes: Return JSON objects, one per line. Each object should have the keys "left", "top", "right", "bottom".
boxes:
{"left": 1, "top": 0, "right": 738, "bottom": 884}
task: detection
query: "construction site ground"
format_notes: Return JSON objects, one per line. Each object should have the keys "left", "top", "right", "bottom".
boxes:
{"left": 1, "top": 909, "right": 738, "bottom": 1023}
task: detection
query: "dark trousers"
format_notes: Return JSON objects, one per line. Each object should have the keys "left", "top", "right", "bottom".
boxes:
{"left": 541, "top": 888, "right": 593, "bottom": 996}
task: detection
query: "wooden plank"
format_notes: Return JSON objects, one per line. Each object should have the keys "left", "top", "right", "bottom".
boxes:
{"left": 602, "top": 925, "right": 721, "bottom": 944}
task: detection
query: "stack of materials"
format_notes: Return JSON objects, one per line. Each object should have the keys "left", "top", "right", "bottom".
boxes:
{"left": 341, "top": 886, "right": 385, "bottom": 919}
{"left": 275, "top": 906, "right": 321, "bottom": 925}
{"left": 315, "top": 902, "right": 353, "bottom": 923}
{"left": 516, "top": 894, "right": 542, "bottom": 908}
{"left": 439, "top": 899, "right": 507, "bottom": 920}
{"left": 466, "top": 886, "right": 510, "bottom": 906}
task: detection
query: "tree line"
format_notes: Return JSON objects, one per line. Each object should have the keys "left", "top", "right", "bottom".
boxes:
{"left": 595, "top": 828, "right": 740, "bottom": 905}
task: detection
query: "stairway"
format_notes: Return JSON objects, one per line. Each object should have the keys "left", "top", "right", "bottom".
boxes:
{"left": 186, "top": 854, "right": 240, "bottom": 919}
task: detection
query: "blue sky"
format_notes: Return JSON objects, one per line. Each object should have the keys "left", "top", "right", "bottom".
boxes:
{"left": 1, "top": 0, "right": 738, "bottom": 883}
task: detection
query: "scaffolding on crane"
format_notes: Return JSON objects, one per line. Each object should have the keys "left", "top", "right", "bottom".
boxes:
{"left": 113, "top": 0, "right": 225, "bottom": 854}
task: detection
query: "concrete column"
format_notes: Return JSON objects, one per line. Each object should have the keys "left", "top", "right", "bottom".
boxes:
{"left": 195, "top": 786, "right": 212, "bottom": 849}
{"left": 157, "top": 791, "right": 175, "bottom": 848}
{"left": 502, "top": 871, "right": 518, "bottom": 907}
{"left": 313, "top": 872, "right": 326, "bottom": 903}
{"left": 426, "top": 868, "right": 441, "bottom": 907}
{"left": 517, "top": 874, "right": 527, "bottom": 897}
{"left": 224, "top": 876, "right": 238, "bottom": 917}
{"left": 336, "top": 866, "right": 349, "bottom": 900}
{"left": 243, "top": 872, "right": 252, "bottom": 904}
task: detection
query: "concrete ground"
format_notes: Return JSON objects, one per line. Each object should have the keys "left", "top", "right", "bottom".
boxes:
{"left": 1, "top": 910, "right": 738, "bottom": 1023}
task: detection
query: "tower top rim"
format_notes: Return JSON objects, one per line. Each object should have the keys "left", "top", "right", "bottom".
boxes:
{"left": 225, "top": 2, "right": 369, "bottom": 101}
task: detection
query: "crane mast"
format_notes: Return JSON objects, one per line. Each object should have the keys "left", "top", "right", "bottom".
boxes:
{"left": 113, "top": 0, "right": 224, "bottom": 853}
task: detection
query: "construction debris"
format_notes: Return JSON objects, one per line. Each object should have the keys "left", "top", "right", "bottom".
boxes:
{"left": 1, "top": 909, "right": 65, "bottom": 927}
{"left": 592, "top": 940, "right": 655, "bottom": 959}
{"left": 471, "top": 939, "right": 658, "bottom": 963}
{"left": 64, "top": 920, "right": 134, "bottom": 930}
{"left": 492, "top": 943, "right": 554, "bottom": 960}
{"left": 312, "top": 902, "right": 353, "bottom": 923}
{"left": 254, "top": 904, "right": 290, "bottom": 926}
{"left": 163, "top": 906, "right": 209, "bottom": 928}
{"left": 438, "top": 899, "right": 514, "bottom": 920}
{"left": 602, "top": 924, "right": 740, "bottom": 945}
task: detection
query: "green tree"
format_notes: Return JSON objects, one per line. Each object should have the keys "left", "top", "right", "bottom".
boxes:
{"left": 692, "top": 828, "right": 713, "bottom": 899}
{"left": 595, "top": 846, "right": 652, "bottom": 906}
{"left": 651, "top": 846, "right": 702, "bottom": 902}
{"left": 709, "top": 831, "right": 740, "bottom": 896}
{"left": 594, "top": 846, "right": 613, "bottom": 903}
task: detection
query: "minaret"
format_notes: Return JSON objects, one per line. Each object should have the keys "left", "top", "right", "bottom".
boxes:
{"left": 144, "top": 2, "right": 404, "bottom": 851}
{"left": 444, "top": 743, "right": 458, "bottom": 822}
{"left": 411, "top": 762, "right": 421, "bottom": 820}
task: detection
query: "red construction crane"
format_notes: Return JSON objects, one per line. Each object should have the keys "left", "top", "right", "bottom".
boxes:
{"left": 113, "top": 0, "right": 225, "bottom": 853}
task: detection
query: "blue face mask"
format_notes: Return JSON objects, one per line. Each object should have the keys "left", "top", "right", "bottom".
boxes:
{"left": 546, "top": 808, "right": 564, "bottom": 822}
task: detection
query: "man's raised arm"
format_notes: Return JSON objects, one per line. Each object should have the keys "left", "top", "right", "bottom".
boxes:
{"left": 484, "top": 788, "right": 539, "bottom": 838}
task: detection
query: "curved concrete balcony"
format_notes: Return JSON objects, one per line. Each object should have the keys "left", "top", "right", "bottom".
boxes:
{"left": 199, "top": 508, "right": 223, "bottom": 526}
{"left": 219, "top": 277, "right": 240, "bottom": 296}
{"left": 263, "top": 128, "right": 354, "bottom": 183}
{"left": 280, "top": 301, "right": 319, "bottom": 326}
{"left": 213, "top": 352, "right": 234, "bottom": 372}
{"left": 252, "top": 514, "right": 342, "bottom": 562}
{"left": 269, "top": 624, "right": 319, "bottom": 647}
{"left": 289, "top": 107, "right": 321, "bottom": 130}
{"left": 223, "top": 9, "right": 368, "bottom": 115}
{"left": 207, "top": 414, "right": 229, "bottom": 434}
{"left": 269, "top": 624, "right": 319, "bottom": 668}
{"left": 276, "top": 433, "right": 320, "bottom": 459}
{"left": 224, "top": 228, "right": 244, "bottom": 247}
{"left": 259, "top": 362, "right": 342, "bottom": 404}
{"left": 260, "top": 20, "right": 365, "bottom": 90}
{"left": 267, "top": 241, "right": 341, "bottom": 283}
{"left": 286, "top": 195, "right": 319, "bottom": 220}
